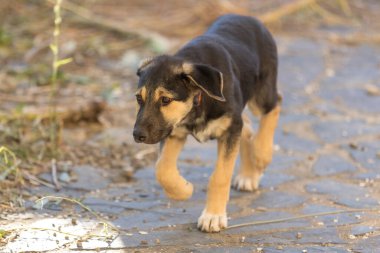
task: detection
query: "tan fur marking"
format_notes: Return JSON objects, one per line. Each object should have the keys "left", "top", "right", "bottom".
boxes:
{"left": 193, "top": 116, "right": 232, "bottom": 142}
{"left": 253, "top": 104, "right": 281, "bottom": 169}
{"left": 154, "top": 87, "right": 176, "bottom": 101}
{"left": 160, "top": 97, "right": 193, "bottom": 126}
{"left": 137, "top": 86, "right": 147, "bottom": 101}
{"left": 233, "top": 105, "right": 281, "bottom": 191}
{"left": 247, "top": 100, "right": 262, "bottom": 117}
{"left": 170, "top": 126, "right": 189, "bottom": 139}
{"left": 135, "top": 86, "right": 147, "bottom": 115}
{"left": 203, "top": 137, "right": 240, "bottom": 215}
{"left": 198, "top": 137, "right": 239, "bottom": 230}
{"left": 156, "top": 136, "right": 193, "bottom": 200}
{"left": 182, "top": 62, "right": 193, "bottom": 74}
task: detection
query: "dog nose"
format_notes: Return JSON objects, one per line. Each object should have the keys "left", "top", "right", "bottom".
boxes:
{"left": 133, "top": 129, "right": 147, "bottom": 142}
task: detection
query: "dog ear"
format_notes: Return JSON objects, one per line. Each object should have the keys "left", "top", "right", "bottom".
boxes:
{"left": 137, "top": 57, "right": 154, "bottom": 76}
{"left": 183, "top": 63, "right": 226, "bottom": 102}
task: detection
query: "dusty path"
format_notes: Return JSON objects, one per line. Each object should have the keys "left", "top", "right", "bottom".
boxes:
{"left": 1, "top": 33, "right": 380, "bottom": 252}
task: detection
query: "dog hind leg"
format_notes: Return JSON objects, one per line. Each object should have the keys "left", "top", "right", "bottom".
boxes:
{"left": 233, "top": 101, "right": 281, "bottom": 191}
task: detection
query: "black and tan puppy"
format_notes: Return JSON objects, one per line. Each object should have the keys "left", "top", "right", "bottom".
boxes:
{"left": 133, "top": 14, "right": 281, "bottom": 232}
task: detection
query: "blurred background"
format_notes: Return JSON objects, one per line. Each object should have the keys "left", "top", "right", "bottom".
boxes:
{"left": 1, "top": 0, "right": 380, "bottom": 210}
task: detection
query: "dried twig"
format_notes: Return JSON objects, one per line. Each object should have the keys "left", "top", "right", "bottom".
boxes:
{"left": 0, "top": 93, "right": 36, "bottom": 103}
{"left": 29, "top": 227, "right": 111, "bottom": 238}
{"left": 337, "top": 0, "right": 352, "bottom": 16}
{"left": 51, "top": 158, "right": 61, "bottom": 190}
{"left": 226, "top": 207, "right": 379, "bottom": 230}
{"left": 310, "top": 1, "right": 346, "bottom": 24}
{"left": 35, "top": 196, "right": 119, "bottom": 232}
{"left": 23, "top": 171, "right": 56, "bottom": 189}
{"left": 258, "top": 0, "right": 316, "bottom": 24}
{"left": 326, "top": 33, "right": 380, "bottom": 45}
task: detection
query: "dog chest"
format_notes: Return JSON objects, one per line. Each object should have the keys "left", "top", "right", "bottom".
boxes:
{"left": 191, "top": 116, "right": 232, "bottom": 142}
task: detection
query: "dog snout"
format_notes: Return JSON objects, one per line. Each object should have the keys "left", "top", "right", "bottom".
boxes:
{"left": 133, "top": 128, "right": 148, "bottom": 143}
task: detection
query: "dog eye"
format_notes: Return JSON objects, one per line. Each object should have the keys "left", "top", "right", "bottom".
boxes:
{"left": 161, "top": 96, "right": 173, "bottom": 106}
{"left": 136, "top": 94, "right": 143, "bottom": 105}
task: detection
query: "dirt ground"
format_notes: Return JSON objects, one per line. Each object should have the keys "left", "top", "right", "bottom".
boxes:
{"left": 1, "top": 0, "right": 380, "bottom": 252}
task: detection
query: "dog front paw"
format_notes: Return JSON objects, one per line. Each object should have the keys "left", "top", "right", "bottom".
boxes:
{"left": 197, "top": 210, "right": 227, "bottom": 232}
{"left": 232, "top": 173, "right": 261, "bottom": 191}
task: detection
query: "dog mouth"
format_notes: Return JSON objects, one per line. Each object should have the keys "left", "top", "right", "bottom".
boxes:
{"left": 134, "top": 128, "right": 173, "bottom": 144}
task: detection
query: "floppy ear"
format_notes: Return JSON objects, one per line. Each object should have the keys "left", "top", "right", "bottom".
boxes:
{"left": 136, "top": 57, "right": 154, "bottom": 76}
{"left": 183, "top": 63, "right": 226, "bottom": 102}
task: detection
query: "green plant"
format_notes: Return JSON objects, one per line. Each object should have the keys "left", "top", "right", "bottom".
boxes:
{"left": 49, "top": 0, "right": 72, "bottom": 158}
{"left": 0, "top": 146, "right": 21, "bottom": 182}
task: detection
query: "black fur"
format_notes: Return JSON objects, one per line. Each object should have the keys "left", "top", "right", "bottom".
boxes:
{"left": 134, "top": 14, "right": 279, "bottom": 147}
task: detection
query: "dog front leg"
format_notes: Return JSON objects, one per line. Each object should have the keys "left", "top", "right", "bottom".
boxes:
{"left": 156, "top": 136, "right": 193, "bottom": 200}
{"left": 198, "top": 135, "right": 240, "bottom": 232}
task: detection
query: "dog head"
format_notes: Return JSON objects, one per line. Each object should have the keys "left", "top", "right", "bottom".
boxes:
{"left": 133, "top": 55, "right": 225, "bottom": 144}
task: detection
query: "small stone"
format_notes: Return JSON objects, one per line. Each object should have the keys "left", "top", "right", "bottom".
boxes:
{"left": 364, "top": 84, "right": 380, "bottom": 96}
{"left": 296, "top": 232, "right": 302, "bottom": 239}
{"left": 71, "top": 218, "right": 77, "bottom": 226}
{"left": 76, "top": 240, "right": 83, "bottom": 249}
{"left": 349, "top": 143, "right": 358, "bottom": 149}
{"left": 59, "top": 172, "right": 71, "bottom": 183}
{"left": 326, "top": 68, "right": 335, "bottom": 77}
{"left": 138, "top": 231, "right": 148, "bottom": 235}
{"left": 65, "top": 236, "right": 69, "bottom": 240}
{"left": 317, "top": 221, "right": 324, "bottom": 226}
{"left": 302, "top": 250, "right": 307, "bottom": 253}
{"left": 256, "top": 248, "right": 263, "bottom": 253}
{"left": 277, "top": 246, "right": 284, "bottom": 250}
{"left": 355, "top": 214, "right": 361, "bottom": 219}
{"left": 155, "top": 238, "right": 160, "bottom": 244}
{"left": 140, "top": 240, "right": 148, "bottom": 245}
{"left": 333, "top": 219, "right": 338, "bottom": 223}
{"left": 348, "top": 234, "right": 356, "bottom": 239}
{"left": 240, "top": 236, "right": 245, "bottom": 243}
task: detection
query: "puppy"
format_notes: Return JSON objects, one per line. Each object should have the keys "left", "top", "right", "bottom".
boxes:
{"left": 133, "top": 14, "right": 281, "bottom": 232}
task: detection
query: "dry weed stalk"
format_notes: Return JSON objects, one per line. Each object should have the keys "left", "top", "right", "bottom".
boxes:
{"left": 49, "top": 0, "right": 72, "bottom": 158}
{"left": 0, "top": 146, "right": 22, "bottom": 183}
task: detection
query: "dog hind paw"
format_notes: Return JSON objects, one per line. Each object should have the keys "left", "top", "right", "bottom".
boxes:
{"left": 197, "top": 210, "right": 227, "bottom": 232}
{"left": 232, "top": 174, "right": 261, "bottom": 191}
